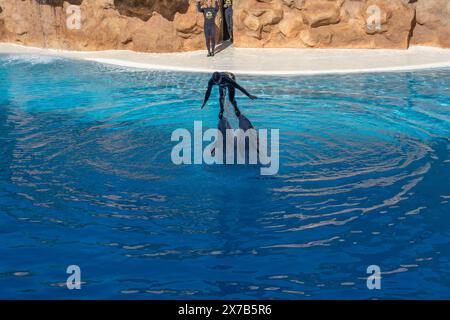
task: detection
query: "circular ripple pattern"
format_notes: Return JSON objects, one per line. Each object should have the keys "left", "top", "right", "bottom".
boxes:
{"left": 0, "top": 54, "right": 449, "bottom": 299}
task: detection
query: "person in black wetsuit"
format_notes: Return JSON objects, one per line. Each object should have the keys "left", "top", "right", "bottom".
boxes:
{"left": 223, "top": 0, "right": 233, "bottom": 42}
{"left": 201, "top": 72, "right": 258, "bottom": 119}
{"left": 197, "top": 0, "right": 219, "bottom": 57}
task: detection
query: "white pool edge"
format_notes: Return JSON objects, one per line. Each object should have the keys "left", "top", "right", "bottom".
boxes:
{"left": 2, "top": 43, "right": 450, "bottom": 76}
{"left": 88, "top": 57, "right": 450, "bottom": 75}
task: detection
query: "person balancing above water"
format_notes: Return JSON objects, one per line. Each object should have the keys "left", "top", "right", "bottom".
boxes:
{"left": 201, "top": 72, "right": 258, "bottom": 119}
{"left": 197, "top": 0, "right": 219, "bottom": 57}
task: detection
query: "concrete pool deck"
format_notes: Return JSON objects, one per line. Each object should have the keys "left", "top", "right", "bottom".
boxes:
{"left": 1, "top": 43, "right": 450, "bottom": 76}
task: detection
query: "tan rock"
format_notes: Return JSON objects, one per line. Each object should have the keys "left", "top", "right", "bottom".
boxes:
{"left": 278, "top": 14, "right": 303, "bottom": 38}
{"left": 235, "top": 0, "right": 420, "bottom": 49}
{"left": 0, "top": 0, "right": 207, "bottom": 52}
{"left": 411, "top": 0, "right": 450, "bottom": 48}
{"left": 0, "top": 0, "right": 449, "bottom": 52}
{"left": 243, "top": 14, "right": 262, "bottom": 32}
{"left": 301, "top": 0, "right": 342, "bottom": 28}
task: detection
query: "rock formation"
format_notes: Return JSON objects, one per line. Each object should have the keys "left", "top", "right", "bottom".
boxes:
{"left": 0, "top": 0, "right": 214, "bottom": 52}
{"left": 411, "top": 0, "right": 450, "bottom": 48}
{"left": 235, "top": 0, "right": 417, "bottom": 49}
{"left": 0, "top": 0, "right": 449, "bottom": 52}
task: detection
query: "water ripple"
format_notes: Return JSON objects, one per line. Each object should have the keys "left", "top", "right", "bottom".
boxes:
{"left": 1, "top": 55, "right": 449, "bottom": 299}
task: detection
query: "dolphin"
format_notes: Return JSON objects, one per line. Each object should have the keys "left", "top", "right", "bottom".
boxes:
{"left": 238, "top": 113, "right": 259, "bottom": 160}
{"left": 211, "top": 116, "right": 233, "bottom": 157}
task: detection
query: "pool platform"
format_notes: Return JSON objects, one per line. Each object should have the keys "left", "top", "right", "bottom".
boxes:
{"left": 1, "top": 42, "right": 450, "bottom": 76}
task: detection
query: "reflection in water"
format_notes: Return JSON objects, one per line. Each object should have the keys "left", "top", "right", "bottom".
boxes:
{"left": 0, "top": 54, "right": 449, "bottom": 299}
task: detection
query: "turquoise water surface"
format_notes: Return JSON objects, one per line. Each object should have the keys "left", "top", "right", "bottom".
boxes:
{"left": 0, "top": 54, "right": 449, "bottom": 299}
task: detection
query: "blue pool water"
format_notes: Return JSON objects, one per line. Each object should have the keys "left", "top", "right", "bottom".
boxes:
{"left": 0, "top": 54, "right": 449, "bottom": 299}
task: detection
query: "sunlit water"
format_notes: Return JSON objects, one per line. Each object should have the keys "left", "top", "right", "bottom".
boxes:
{"left": 0, "top": 54, "right": 449, "bottom": 299}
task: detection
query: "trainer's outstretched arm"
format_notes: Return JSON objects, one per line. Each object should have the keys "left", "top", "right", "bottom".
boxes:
{"left": 201, "top": 80, "right": 214, "bottom": 109}
{"left": 196, "top": 1, "right": 203, "bottom": 13}
{"left": 230, "top": 78, "right": 257, "bottom": 100}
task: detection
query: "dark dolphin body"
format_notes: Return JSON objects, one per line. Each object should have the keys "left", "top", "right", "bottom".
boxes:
{"left": 211, "top": 116, "right": 233, "bottom": 157}
{"left": 238, "top": 114, "right": 259, "bottom": 160}
{"left": 211, "top": 113, "right": 259, "bottom": 161}
{"left": 238, "top": 113, "right": 255, "bottom": 131}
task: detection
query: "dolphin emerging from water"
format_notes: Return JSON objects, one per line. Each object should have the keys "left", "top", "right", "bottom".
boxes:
{"left": 211, "top": 116, "right": 233, "bottom": 157}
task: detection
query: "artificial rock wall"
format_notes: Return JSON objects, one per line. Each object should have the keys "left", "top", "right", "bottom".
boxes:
{"left": 0, "top": 0, "right": 449, "bottom": 52}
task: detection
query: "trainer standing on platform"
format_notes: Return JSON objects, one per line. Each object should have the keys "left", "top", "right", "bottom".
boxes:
{"left": 197, "top": 0, "right": 219, "bottom": 57}
{"left": 223, "top": 0, "right": 233, "bottom": 42}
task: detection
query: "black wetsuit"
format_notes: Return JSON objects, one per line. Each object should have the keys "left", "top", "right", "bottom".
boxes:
{"left": 197, "top": 2, "right": 219, "bottom": 55}
{"left": 202, "top": 72, "right": 255, "bottom": 119}
{"left": 223, "top": 0, "right": 233, "bottom": 41}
